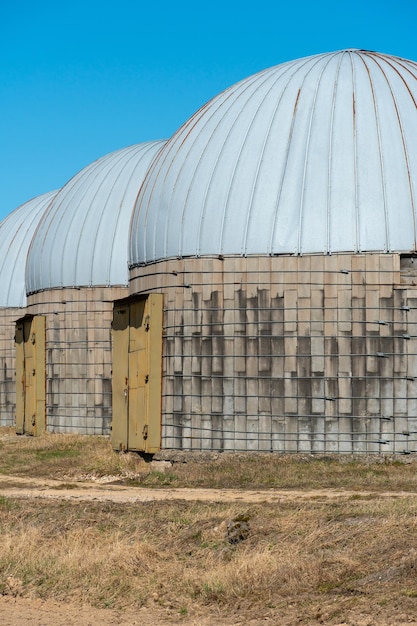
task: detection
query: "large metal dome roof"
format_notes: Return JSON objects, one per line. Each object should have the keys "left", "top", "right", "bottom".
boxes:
{"left": 130, "top": 50, "right": 417, "bottom": 264}
{"left": 0, "top": 191, "right": 56, "bottom": 307}
{"left": 27, "top": 141, "right": 166, "bottom": 293}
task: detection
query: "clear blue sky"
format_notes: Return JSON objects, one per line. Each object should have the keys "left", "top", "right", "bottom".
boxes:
{"left": 1, "top": 0, "right": 416, "bottom": 220}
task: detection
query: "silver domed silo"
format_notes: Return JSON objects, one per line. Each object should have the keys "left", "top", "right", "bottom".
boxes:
{"left": 122, "top": 50, "right": 417, "bottom": 454}
{"left": 19, "top": 141, "right": 166, "bottom": 436}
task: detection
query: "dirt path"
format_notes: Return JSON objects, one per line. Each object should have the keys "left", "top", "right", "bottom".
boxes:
{"left": 0, "top": 595, "right": 251, "bottom": 626}
{"left": 1, "top": 474, "right": 416, "bottom": 503}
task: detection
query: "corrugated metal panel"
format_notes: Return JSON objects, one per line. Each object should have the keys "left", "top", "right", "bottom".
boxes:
{"left": 27, "top": 141, "right": 166, "bottom": 293}
{"left": 130, "top": 50, "right": 417, "bottom": 264}
{"left": 0, "top": 191, "right": 57, "bottom": 307}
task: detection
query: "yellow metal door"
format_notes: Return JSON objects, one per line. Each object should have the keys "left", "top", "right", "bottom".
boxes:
{"left": 111, "top": 295, "right": 163, "bottom": 453}
{"left": 15, "top": 316, "right": 46, "bottom": 436}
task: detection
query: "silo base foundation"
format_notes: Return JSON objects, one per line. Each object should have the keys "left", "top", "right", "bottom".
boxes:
{"left": 130, "top": 253, "right": 417, "bottom": 454}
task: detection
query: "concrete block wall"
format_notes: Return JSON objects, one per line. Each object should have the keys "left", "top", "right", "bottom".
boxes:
{"left": 26, "top": 286, "right": 128, "bottom": 434}
{"left": 130, "top": 253, "right": 417, "bottom": 453}
{"left": 0, "top": 307, "right": 22, "bottom": 425}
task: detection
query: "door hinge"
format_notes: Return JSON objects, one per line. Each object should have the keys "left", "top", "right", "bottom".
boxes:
{"left": 142, "top": 424, "right": 148, "bottom": 440}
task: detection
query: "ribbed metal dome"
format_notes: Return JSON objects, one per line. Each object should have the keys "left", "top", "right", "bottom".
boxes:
{"left": 130, "top": 50, "right": 417, "bottom": 264}
{"left": 0, "top": 191, "right": 56, "bottom": 307}
{"left": 27, "top": 141, "right": 166, "bottom": 293}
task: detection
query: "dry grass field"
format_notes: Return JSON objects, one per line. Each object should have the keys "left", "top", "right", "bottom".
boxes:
{"left": 1, "top": 428, "right": 417, "bottom": 625}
